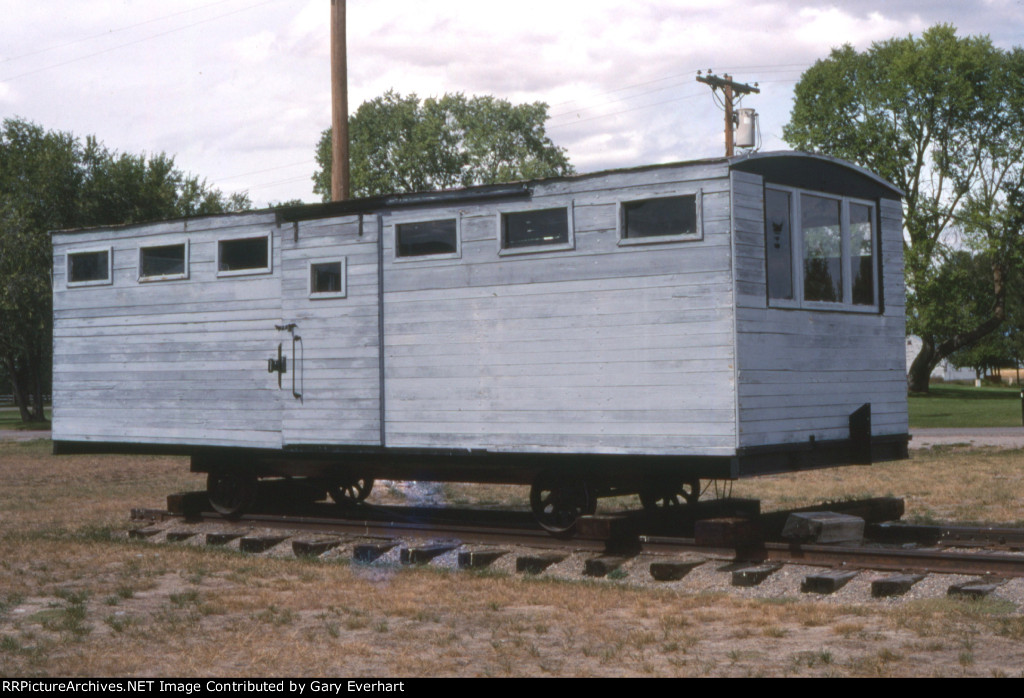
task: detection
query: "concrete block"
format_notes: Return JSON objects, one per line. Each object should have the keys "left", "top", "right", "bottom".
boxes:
{"left": 649, "top": 559, "right": 704, "bottom": 581}
{"left": 516, "top": 554, "right": 565, "bottom": 574}
{"left": 871, "top": 573, "right": 925, "bottom": 598}
{"left": 457, "top": 550, "right": 508, "bottom": 569}
{"left": 948, "top": 579, "right": 1004, "bottom": 600}
{"left": 731, "top": 563, "right": 782, "bottom": 587}
{"left": 205, "top": 532, "right": 242, "bottom": 546}
{"left": 583, "top": 556, "right": 627, "bottom": 578}
{"left": 782, "top": 511, "right": 865, "bottom": 544}
{"left": 239, "top": 535, "right": 288, "bottom": 553}
{"left": 353, "top": 543, "right": 394, "bottom": 563}
{"left": 292, "top": 538, "right": 342, "bottom": 557}
{"left": 801, "top": 569, "right": 858, "bottom": 594}
{"left": 400, "top": 544, "right": 457, "bottom": 565}
{"left": 165, "top": 530, "right": 198, "bottom": 542}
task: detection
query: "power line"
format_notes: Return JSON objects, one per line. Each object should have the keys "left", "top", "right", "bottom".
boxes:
{"left": 1, "top": 0, "right": 279, "bottom": 83}
{"left": 216, "top": 160, "right": 317, "bottom": 182}
{"left": 1, "top": 0, "right": 243, "bottom": 65}
{"left": 547, "top": 91, "right": 706, "bottom": 130}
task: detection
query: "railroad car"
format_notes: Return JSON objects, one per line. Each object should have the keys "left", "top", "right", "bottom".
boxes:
{"left": 51, "top": 151, "right": 908, "bottom": 533}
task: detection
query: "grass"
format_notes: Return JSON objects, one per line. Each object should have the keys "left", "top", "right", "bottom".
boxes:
{"left": 1, "top": 439, "right": 1023, "bottom": 677}
{"left": 0, "top": 407, "right": 51, "bottom": 431}
{"left": 909, "top": 383, "right": 1022, "bottom": 428}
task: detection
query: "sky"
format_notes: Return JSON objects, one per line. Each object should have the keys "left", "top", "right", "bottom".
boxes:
{"left": 2, "top": 0, "right": 1023, "bottom": 208}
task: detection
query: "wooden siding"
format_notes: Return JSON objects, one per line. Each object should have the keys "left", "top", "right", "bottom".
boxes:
{"left": 50, "top": 154, "right": 906, "bottom": 463}
{"left": 52, "top": 213, "right": 285, "bottom": 448}
{"left": 280, "top": 216, "right": 381, "bottom": 446}
{"left": 731, "top": 171, "right": 907, "bottom": 449}
{"left": 380, "top": 165, "right": 740, "bottom": 456}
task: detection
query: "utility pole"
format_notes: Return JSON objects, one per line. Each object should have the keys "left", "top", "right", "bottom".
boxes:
{"left": 696, "top": 72, "right": 760, "bottom": 157}
{"left": 331, "top": 0, "right": 350, "bottom": 201}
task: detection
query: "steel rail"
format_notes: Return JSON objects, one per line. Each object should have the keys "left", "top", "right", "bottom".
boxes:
{"left": 133, "top": 507, "right": 1024, "bottom": 578}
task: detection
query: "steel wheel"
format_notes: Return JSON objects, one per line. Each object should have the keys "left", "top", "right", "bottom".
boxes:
{"left": 640, "top": 477, "right": 700, "bottom": 510}
{"left": 207, "top": 471, "right": 258, "bottom": 519}
{"left": 530, "top": 473, "right": 596, "bottom": 536}
{"left": 327, "top": 477, "right": 374, "bottom": 506}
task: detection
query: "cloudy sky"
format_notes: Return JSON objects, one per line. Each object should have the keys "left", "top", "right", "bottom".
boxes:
{"left": 3, "top": 0, "right": 1023, "bottom": 207}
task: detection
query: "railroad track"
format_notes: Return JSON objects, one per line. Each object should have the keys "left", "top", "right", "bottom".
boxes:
{"left": 128, "top": 492, "right": 1024, "bottom": 600}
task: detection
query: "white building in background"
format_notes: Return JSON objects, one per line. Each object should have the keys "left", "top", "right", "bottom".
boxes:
{"left": 905, "top": 335, "right": 976, "bottom": 382}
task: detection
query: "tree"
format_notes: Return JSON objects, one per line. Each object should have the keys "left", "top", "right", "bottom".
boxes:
{"left": 946, "top": 252, "right": 1024, "bottom": 378}
{"left": 313, "top": 91, "right": 575, "bottom": 200}
{"left": 0, "top": 117, "right": 251, "bottom": 423}
{"left": 782, "top": 25, "right": 1024, "bottom": 392}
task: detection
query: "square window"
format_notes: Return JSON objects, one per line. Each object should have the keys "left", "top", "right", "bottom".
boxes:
{"left": 139, "top": 242, "right": 188, "bottom": 281}
{"left": 67, "top": 248, "right": 112, "bottom": 286}
{"left": 396, "top": 219, "right": 458, "bottom": 257}
{"left": 309, "top": 260, "right": 346, "bottom": 298}
{"left": 218, "top": 236, "right": 271, "bottom": 275}
{"left": 622, "top": 195, "right": 698, "bottom": 239}
{"left": 502, "top": 208, "right": 570, "bottom": 250}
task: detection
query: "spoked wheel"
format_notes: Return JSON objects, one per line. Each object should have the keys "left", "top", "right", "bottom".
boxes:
{"left": 207, "top": 471, "right": 258, "bottom": 519}
{"left": 639, "top": 476, "right": 700, "bottom": 510}
{"left": 530, "top": 472, "right": 596, "bottom": 537}
{"left": 326, "top": 477, "right": 374, "bottom": 506}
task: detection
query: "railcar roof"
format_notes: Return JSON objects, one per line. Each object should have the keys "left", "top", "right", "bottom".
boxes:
{"left": 51, "top": 151, "right": 900, "bottom": 236}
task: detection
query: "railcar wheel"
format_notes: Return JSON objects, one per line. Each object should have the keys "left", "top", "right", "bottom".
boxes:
{"left": 207, "top": 472, "right": 258, "bottom": 519}
{"left": 640, "top": 477, "right": 700, "bottom": 510}
{"left": 530, "top": 473, "right": 596, "bottom": 536}
{"left": 327, "top": 477, "right": 374, "bottom": 506}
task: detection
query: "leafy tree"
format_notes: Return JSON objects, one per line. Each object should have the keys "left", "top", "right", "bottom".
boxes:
{"left": 946, "top": 251, "right": 1024, "bottom": 378}
{"left": 782, "top": 25, "right": 1024, "bottom": 392}
{"left": 0, "top": 117, "right": 250, "bottom": 423}
{"left": 313, "top": 91, "right": 575, "bottom": 200}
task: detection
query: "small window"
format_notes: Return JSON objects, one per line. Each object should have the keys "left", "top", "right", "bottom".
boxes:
{"left": 309, "top": 259, "right": 346, "bottom": 299}
{"left": 217, "top": 235, "right": 271, "bottom": 276}
{"left": 396, "top": 219, "right": 458, "bottom": 257}
{"left": 765, "top": 189, "right": 794, "bottom": 301}
{"left": 67, "top": 248, "right": 112, "bottom": 287}
{"left": 621, "top": 195, "right": 699, "bottom": 241}
{"left": 501, "top": 208, "right": 570, "bottom": 251}
{"left": 139, "top": 242, "right": 188, "bottom": 281}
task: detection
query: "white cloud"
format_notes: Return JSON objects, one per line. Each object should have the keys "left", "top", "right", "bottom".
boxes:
{"left": 1, "top": 0, "right": 1020, "bottom": 205}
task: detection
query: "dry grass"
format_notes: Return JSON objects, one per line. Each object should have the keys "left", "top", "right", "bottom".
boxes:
{"left": 1, "top": 440, "right": 1023, "bottom": 677}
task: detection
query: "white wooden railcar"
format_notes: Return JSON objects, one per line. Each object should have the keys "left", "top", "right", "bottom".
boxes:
{"left": 52, "top": 151, "right": 908, "bottom": 532}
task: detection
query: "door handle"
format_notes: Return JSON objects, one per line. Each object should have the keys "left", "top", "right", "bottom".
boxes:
{"left": 268, "top": 343, "right": 286, "bottom": 387}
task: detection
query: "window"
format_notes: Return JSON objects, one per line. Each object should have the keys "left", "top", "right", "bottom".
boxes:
{"left": 217, "top": 235, "right": 271, "bottom": 276}
{"left": 139, "top": 242, "right": 188, "bottom": 281}
{"left": 620, "top": 194, "right": 700, "bottom": 244}
{"left": 396, "top": 219, "right": 458, "bottom": 258}
{"left": 765, "top": 187, "right": 877, "bottom": 310}
{"left": 309, "top": 259, "right": 346, "bottom": 299}
{"left": 67, "top": 248, "right": 112, "bottom": 287}
{"left": 500, "top": 207, "right": 571, "bottom": 252}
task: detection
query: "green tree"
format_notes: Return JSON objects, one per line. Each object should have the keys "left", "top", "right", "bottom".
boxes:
{"left": 782, "top": 25, "right": 1024, "bottom": 392}
{"left": 0, "top": 118, "right": 250, "bottom": 423}
{"left": 313, "top": 91, "right": 575, "bottom": 200}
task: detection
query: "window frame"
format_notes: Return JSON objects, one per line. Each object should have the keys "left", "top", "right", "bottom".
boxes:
{"left": 765, "top": 185, "right": 880, "bottom": 313}
{"left": 138, "top": 240, "right": 190, "bottom": 283}
{"left": 66, "top": 246, "right": 114, "bottom": 288}
{"left": 393, "top": 216, "right": 461, "bottom": 262}
{"left": 216, "top": 234, "right": 273, "bottom": 277}
{"left": 308, "top": 258, "right": 347, "bottom": 299}
{"left": 617, "top": 190, "right": 703, "bottom": 246}
{"left": 497, "top": 205, "right": 575, "bottom": 256}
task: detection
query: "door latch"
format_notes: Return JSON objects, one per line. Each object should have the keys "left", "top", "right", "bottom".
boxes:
{"left": 268, "top": 343, "right": 286, "bottom": 387}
